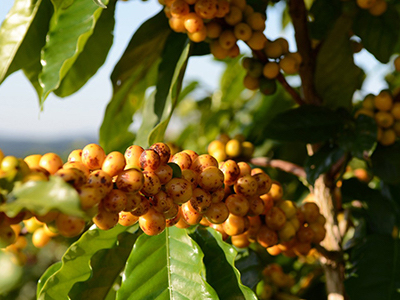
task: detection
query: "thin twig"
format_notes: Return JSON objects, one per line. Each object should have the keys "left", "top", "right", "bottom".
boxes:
{"left": 288, "top": 0, "right": 320, "bottom": 105}
{"left": 314, "top": 244, "right": 343, "bottom": 264}
{"left": 250, "top": 157, "right": 306, "bottom": 178}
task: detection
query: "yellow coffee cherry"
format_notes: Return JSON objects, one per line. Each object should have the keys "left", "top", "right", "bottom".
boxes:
{"left": 165, "top": 177, "right": 193, "bottom": 204}
{"left": 68, "top": 149, "right": 83, "bottom": 162}
{"left": 0, "top": 148, "right": 4, "bottom": 164}
{"left": 23, "top": 217, "right": 43, "bottom": 233}
{"left": 124, "top": 192, "right": 141, "bottom": 212}
{"left": 183, "top": 12, "right": 204, "bottom": 33}
{"left": 246, "top": 31, "right": 267, "bottom": 50}
{"left": 237, "top": 161, "right": 252, "bottom": 177}
{"left": 234, "top": 174, "right": 258, "bottom": 197}
{"left": 210, "top": 40, "right": 229, "bottom": 60}
{"left": 102, "top": 151, "right": 126, "bottom": 177}
{"left": 118, "top": 211, "right": 139, "bottom": 227}
{"left": 215, "top": 0, "right": 230, "bottom": 18}
{"left": 208, "top": 140, "right": 225, "bottom": 155}
{"left": 151, "top": 191, "right": 175, "bottom": 214}
{"left": 275, "top": 37, "right": 290, "bottom": 54}
{"left": 194, "top": 0, "right": 218, "bottom": 19}
{"left": 154, "top": 164, "right": 173, "bottom": 185}
{"left": 141, "top": 170, "right": 162, "bottom": 196}
{"left": 190, "top": 188, "right": 212, "bottom": 214}
{"left": 56, "top": 214, "right": 86, "bottom": 238}
{"left": 169, "top": 17, "right": 186, "bottom": 33}
{"left": 116, "top": 168, "right": 144, "bottom": 193}
{"left": 230, "top": 0, "right": 246, "bottom": 10}
{"left": 279, "top": 55, "right": 300, "bottom": 74}
{"left": 181, "top": 169, "right": 198, "bottom": 190}
{"left": 206, "top": 21, "right": 222, "bottom": 39}
{"left": 233, "top": 22, "right": 253, "bottom": 41}
{"left": 63, "top": 161, "right": 90, "bottom": 177}
{"left": 191, "top": 154, "right": 218, "bottom": 173}
{"left": 278, "top": 200, "right": 297, "bottom": 219}
{"left": 391, "top": 103, "right": 400, "bottom": 120}
{"left": 55, "top": 168, "right": 86, "bottom": 189}
{"left": 278, "top": 221, "right": 296, "bottom": 242}
{"left": 78, "top": 185, "right": 104, "bottom": 210}
{"left": 171, "top": 152, "right": 192, "bottom": 170}
{"left": 82, "top": 144, "right": 106, "bottom": 171}
{"left": 32, "top": 227, "right": 51, "bottom": 248}
{"left": 375, "top": 111, "right": 394, "bottom": 128}
{"left": 87, "top": 169, "right": 113, "bottom": 195}
{"left": 374, "top": 90, "right": 393, "bottom": 111}
{"left": 379, "top": 129, "right": 397, "bottom": 146}
{"left": 245, "top": 11, "right": 266, "bottom": 31}
{"left": 224, "top": 6, "right": 243, "bottom": 26}
{"left": 140, "top": 149, "right": 161, "bottom": 171}
{"left": 124, "top": 145, "right": 144, "bottom": 169}
{"left": 252, "top": 172, "right": 272, "bottom": 195}
{"left": 24, "top": 154, "right": 42, "bottom": 169}
{"left": 362, "top": 94, "right": 375, "bottom": 110}
{"left": 241, "top": 141, "right": 254, "bottom": 158}
{"left": 220, "top": 159, "right": 240, "bottom": 186}
{"left": 225, "top": 139, "right": 242, "bottom": 158}
{"left": 198, "top": 166, "right": 224, "bottom": 192}
{"left": 264, "top": 40, "right": 284, "bottom": 59}
{"left": 222, "top": 214, "right": 249, "bottom": 236}
{"left": 150, "top": 142, "right": 171, "bottom": 165}
{"left": 243, "top": 4, "right": 254, "bottom": 17}
{"left": 205, "top": 202, "right": 229, "bottom": 224}
{"left": 188, "top": 26, "right": 207, "bottom": 43}
{"left": 170, "top": 0, "right": 190, "bottom": 18}
{"left": 139, "top": 208, "right": 166, "bottom": 236}
{"left": 263, "top": 62, "right": 280, "bottom": 79}
{"left": 93, "top": 205, "right": 119, "bottom": 230}
{"left": 39, "top": 153, "right": 63, "bottom": 175}
{"left": 219, "top": 30, "right": 237, "bottom": 50}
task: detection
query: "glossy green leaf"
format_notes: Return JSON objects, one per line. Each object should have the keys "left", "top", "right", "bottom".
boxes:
{"left": 341, "top": 178, "right": 396, "bottom": 235}
{"left": 99, "top": 10, "right": 171, "bottom": 153}
{"left": 353, "top": 6, "right": 400, "bottom": 63}
{"left": 371, "top": 142, "right": 400, "bottom": 184}
{"left": 37, "top": 224, "right": 138, "bottom": 300}
{"left": 345, "top": 234, "right": 400, "bottom": 300}
{"left": 190, "top": 227, "right": 258, "bottom": 300}
{"left": 37, "top": 262, "right": 62, "bottom": 296}
{"left": 235, "top": 249, "right": 264, "bottom": 291}
{"left": 220, "top": 56, "right": 246, "bottom": 105}
{"left": 0, "top": 0, "right": 43, "bottom": 83}
{"left": 315, "top": 15, "right": 363, "bottom": 110}
{"left": 69, "top": 229, "right": 141, "bottom": 300}
{"left": 147, "top": 43, "right": 190, "bottom": 146}
{"left": 309, "top": 0, "right": 342, "bottom": 40}
{"left": 0, "top": 176, "right": 85, "bottom": 219}
{"left": 168, "top": 162, "right": 182, "bottom": 178}
{"left": 338, "top": 114, "right": 377, "bottom": 159}
{"left": 54, "top": 0, "right": 116, "bottom": 97}
{"left": 262, "top": 105, "right": 343, "bottom": 144}
{"left": 117, "top": 226, "right": 218, "bottom": 300}
{"left": 39, "top": 0, "right": 108, "bottom": 104}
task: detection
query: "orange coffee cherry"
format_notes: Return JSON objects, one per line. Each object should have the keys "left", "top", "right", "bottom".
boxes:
{"left": 39, "top": 153, "right": 63, "bottom": 175}
{"left": 234, "top": 174, "right": 258, "bottom": 197}
{"left": 190, "top": 188, "right": 212, "bottom": 213}
{"left": 116, "top": 168, "right": 144, "bottom": 193}
{"left": 165, "top": 177, "right": 193, "bottom": 204}
{"left": 256, "top": 225, "right": 278, "bottom": 248}
{"left": 225, "top": 194, "right": 250, "bottom": 217}
{"left": 198, "top": 166, "right": 224, "bottom": 192}
{"left": 139, "top": 208, "right": 166, "bottom": 236}
{"left": 124, "top": 145, "right": 144, "bottom": 169}
{"left": 170, "top": 152, "right": 192, "bottom": 170}
{"left": 265, "top": 207, "right": 286, "bottom": 230}
{"left": 102, "top": 151, "right": 126, "bottom": 177}
{"left": 118, "top": 211, "right": 139, "bottom": 227}
{"left": 222, "top": 214, "right": 248, "bottom": 236}
{"left": 181, "top": 201, "right": 203, "bottom": 225}
{"left": 56, "top": 214, "right": 86, "bottom": 238}
{"left": 205, "top": 202, "right": 229, "bottom": 224}
{"left": 150, "top": 142, "right": 171, "bottom": 165}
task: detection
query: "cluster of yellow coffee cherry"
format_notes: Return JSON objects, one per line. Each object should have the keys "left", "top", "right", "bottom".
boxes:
{"left": 207, "top": 133, "right": 254, "bottom": 162}
{"left": 161, "top": 0, "right": 269, "bottom": 59}
{"left": 355, "top": 91, "right": 400, "bottom": 146}
{"left": 356, "top": 0, "right": 387, "bottom": 16}
{"left": 241, "top": 41, "right": 302, "bottom": 93}
{"left": 257, "top": 263, "right": 296, "bottom": 300}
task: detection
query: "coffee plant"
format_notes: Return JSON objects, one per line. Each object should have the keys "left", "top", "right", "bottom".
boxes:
{"left": 1, "top": 0, "right": 400, "bottom": 299}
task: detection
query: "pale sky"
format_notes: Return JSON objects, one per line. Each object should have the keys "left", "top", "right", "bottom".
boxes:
{"left": 0, "top": 0, "right": 388, "bottom": 142}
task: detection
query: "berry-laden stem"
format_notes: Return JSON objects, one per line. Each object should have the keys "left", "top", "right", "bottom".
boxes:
{"left": 251, "top": 49, "right": 306, "bottom": 106}
{"left": 288, "top": 0, "right": 320, "bottom": 106}
{"left": 250, "top": 157, "right": 306, "bottom": 178}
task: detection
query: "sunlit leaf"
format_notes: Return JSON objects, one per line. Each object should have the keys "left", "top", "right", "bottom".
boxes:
{"left": 117, "top": 226, "right": 218, "bottom": 300}
{"left": 190, "top": 227, "right": 258, "bottom": 300}
{"left": 39, "top": 0, "right": 109, "bottom": 105}
{"left": 0, "top": 176, "right": 85, "bottom": 219}
{"left": 37, "top": 224, "right": 138, "bottom": 300}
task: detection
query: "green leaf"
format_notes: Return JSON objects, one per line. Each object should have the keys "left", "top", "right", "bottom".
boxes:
{"left": 371, "top": 142, "right": 400, "bottom": 184}
{"left": 0, "top": 0, "right": 43, "bottom": 83}
{"left": 168, "top": 162, "right": 182, "bottom": 178}
{"left": 0, "top": 251, "right": 23, "bottom": 294}
{"left": 338, "top": 114, "right": 377, "bottom": 159}
{"left": 37, "top": 262, "right": 62, "bottom": 296}
{"left": 309, "top": 0, "right": 342, "bottom": 40}
{"left": 99, "top": 10, "right": 171, "bottom": 153}
{"left": 117, "top": 226, "right": 218, "bottom": 300}
{"left": 54, "top": 0, "right": 116, "bottom": 97}
{"left": 37, "top": 224, "right": 138, "bottom": 300}
{"left": 353, "top": 5, "right": 400, "bottom": 63}
{"left": 345, "top": 234, "right": 400, "bottom": 300}
{"left": 305, "top": 144, "right": 345, "bottom": 185}
{"left": 39, "top": 0, "right": 108, "bottom": 105}
{"left": 341, "top": 178, "right": 396, "bottom": 235}
{"left": 262, "top": 105, "right": 343, "bottom": 144}
{"left": 235, "top": 249, "right": 264, "bottom": 291}
{"left": 147, "top": 43, "right": 190, "bottom": 146}
{"left": 315, "top": 15, "right": 363, "bottom": 110}
{"left": 0, "top": 176, "right": 86, "bottom": 219}
{"left": 190, "top": 227, "right": 258, "bottom": 300}
{"left": 219, "top": 56, "right": 246, "bottom": 105}
{"left": 69, "top": 229, "right": 141, "bottom": 300}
